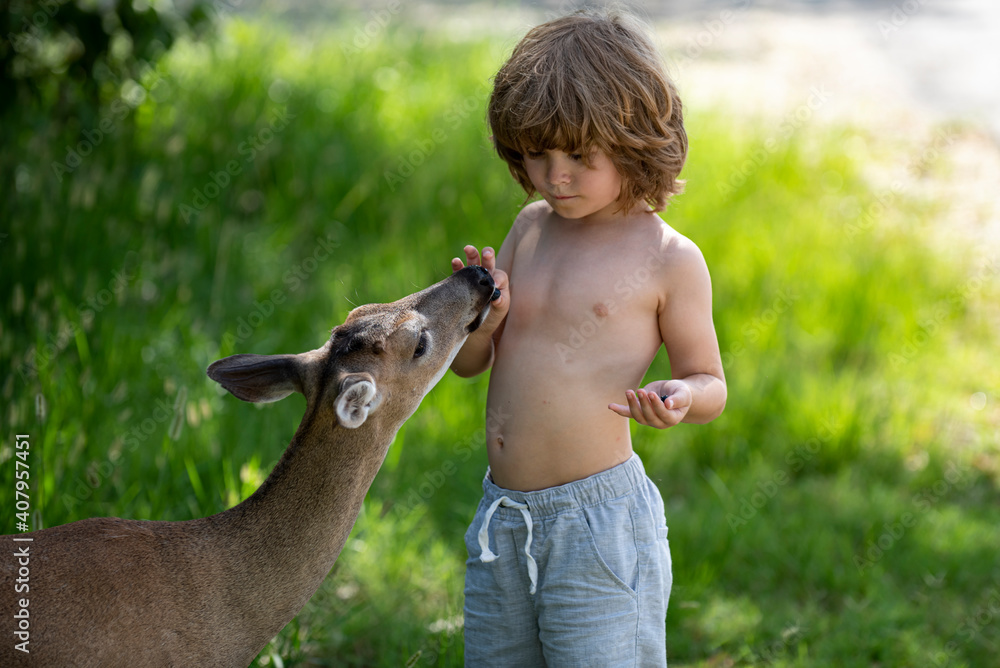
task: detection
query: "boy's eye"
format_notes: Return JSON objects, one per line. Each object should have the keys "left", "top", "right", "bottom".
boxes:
{"left": 525, "top": 150, "right": 544, "bottom": 159}
{"left": 569, "top": 153, "right": 584, "bottom": 161}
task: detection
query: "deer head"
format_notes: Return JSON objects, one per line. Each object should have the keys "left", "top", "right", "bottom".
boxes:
{"left": 207, "top": 265, "right": 498, "bottom": 433}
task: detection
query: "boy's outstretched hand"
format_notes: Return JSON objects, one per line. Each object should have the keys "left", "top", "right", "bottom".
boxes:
{"left": 609, "top": 380, "right": 692, "bottom": 429}
{"left": 452, "top": 245, "right": 509, "bottom": 333}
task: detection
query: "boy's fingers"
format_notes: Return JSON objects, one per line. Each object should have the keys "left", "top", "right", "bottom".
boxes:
{"left": 491, "top": 269, "right": 510, "bottom": 302}
{"left": 626, "top": 390, "right": 646, "bottom": 425}
{"left": 637, "top": 390, "right": 661, "bottom": 425}
{"left": 646, "top": 389, "right": 671, "bottom": 415}
{"left": 613, "top": 390, "right": 682, "bottom": 427}
{"left": 614, "top": 388, "right": 685, "bottom": 428}
{"left": 638, "top": 389, "right": 670, "bottom": 427}
{"left": 451, "top": 258, "right": 465, "bottom": 272}
{"left": 482, "top": 247, "right": 496, "bottom": 273}
{"left": 464, "top": 245, "right": 481, "bottom": 266}
{"left": 608, "top": 402, "right": 630, "bottom": 417}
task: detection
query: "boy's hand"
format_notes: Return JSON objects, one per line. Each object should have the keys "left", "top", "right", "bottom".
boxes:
{"left": 608, "top": 380, "right": 692, "bottom": 429}
{"left": 452, "top": 245, "right": 509, "bottom": 331}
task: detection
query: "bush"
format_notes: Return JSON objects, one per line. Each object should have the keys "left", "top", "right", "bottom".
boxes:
{"left": 1, "top": 0, "right": 212, "bottom": 119}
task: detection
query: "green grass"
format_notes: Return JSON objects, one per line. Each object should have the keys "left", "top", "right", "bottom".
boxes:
{"left": 2, "top": 16, "right": 999, "bottom": 667}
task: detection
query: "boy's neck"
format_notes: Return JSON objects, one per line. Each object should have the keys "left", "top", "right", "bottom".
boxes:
{"left": 550, "top": 203, "right": 656, "bottom": 228}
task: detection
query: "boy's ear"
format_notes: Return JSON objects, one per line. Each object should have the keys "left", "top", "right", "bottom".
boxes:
{"left": 207, "top": 354, "right": 304, "bottom": 403}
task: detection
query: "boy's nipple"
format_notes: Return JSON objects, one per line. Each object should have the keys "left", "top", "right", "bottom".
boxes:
{"left": 593, "top": 302, "right": 609, "bottom": 318}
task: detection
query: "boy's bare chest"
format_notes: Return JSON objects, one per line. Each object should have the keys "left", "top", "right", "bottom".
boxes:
{"left": 508, "top": 222, "right": 665, "bottom": 328}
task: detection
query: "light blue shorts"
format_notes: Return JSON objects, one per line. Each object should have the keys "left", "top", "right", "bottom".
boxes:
{"left": 463, "top": 454, "right": 672, "bottom": 667}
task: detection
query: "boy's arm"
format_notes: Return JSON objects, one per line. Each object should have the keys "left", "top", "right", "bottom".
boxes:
{"left": 609, "top": 239, "right": 727, "bottom": 427}
{"left": 449, "top": 229, "right": 516, "bottom": 377}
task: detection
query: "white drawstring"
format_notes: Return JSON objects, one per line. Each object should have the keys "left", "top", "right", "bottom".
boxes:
{"left": 478, "top": 495, "right": 538, "bottom": 594}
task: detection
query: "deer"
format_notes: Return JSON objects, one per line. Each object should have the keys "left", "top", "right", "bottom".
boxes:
{"left": 1, "top": 265, "right": 498, "bottom": 667}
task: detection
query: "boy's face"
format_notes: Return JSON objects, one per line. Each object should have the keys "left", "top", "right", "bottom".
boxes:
{"left": 523, "top": 148, "right": 623, "bottom": 222}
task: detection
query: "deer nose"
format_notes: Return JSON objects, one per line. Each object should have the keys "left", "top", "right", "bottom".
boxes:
{"left": 473, "top": 265, "right": 490, "bottom": 283}
{"left": 471, "top": 265, "right": 500, "bottom": 301}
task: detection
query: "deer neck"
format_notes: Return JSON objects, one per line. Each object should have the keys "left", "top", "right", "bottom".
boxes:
{"left": 211, "top": 404, "right": 394, "bottom": 628}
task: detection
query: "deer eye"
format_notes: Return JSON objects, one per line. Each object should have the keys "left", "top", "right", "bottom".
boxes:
{"left": 413, "top": 332, "right": 428, "bottom": 359}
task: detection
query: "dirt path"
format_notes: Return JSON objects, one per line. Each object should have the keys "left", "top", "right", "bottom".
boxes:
{"left": 653, "top": 5, "right": 1000, "bottom": 250}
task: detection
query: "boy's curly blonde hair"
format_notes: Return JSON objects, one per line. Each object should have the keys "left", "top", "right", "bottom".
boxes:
{"left": 488, "top": 9, "right": 687, "bottom": 214}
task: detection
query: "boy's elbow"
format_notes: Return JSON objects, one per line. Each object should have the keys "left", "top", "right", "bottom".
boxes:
{"left": 710, "top": 396, "right": 726, "bottom": 422}
{"left": 710, "top": 382, "right": 727, "bottom": 421}
{"left": 450, "top": 362, "right": 480, "bottom": 378}
{"left": 691, "top": 377, "right": 726, "bottom": 423}
{"left": 450, "top": 353, "right": 493, "bottom": 378}
{"left": 449, "top": 331, "right": 497, "bottom": 378}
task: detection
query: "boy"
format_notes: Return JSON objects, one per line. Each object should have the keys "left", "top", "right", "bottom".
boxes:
{"left": 450, "top": 9, "right": 726, "bottom": 667}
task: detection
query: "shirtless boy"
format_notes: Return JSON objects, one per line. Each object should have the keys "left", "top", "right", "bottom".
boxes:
{"left": 450, "top": 9, "right": 726, "bottom": 667}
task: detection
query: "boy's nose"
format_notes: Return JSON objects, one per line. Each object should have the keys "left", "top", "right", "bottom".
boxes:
{"left": 546, "top": 159, "right": 571, "bottom": 185}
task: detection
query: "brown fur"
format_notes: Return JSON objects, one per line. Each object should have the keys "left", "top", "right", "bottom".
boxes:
{"left": 0, "top": 266, "right": 495, "bottom": 667}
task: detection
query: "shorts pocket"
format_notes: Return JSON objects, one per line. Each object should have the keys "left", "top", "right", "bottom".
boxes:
{"left": 662, "top": 535, "right": 673, "bottom": 606}
{"left": 579, "top": 500, "right": 639, "bottom": 597}
{"left": 464, "top": 498, "right": 488, "bottom": 559}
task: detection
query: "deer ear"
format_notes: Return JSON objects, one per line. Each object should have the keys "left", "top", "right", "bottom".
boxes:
{"left": 335, "top": 373, "right": 381, "bottom": 428}
{"left": 207, "top": 354, "right": 303, "bottom": 403}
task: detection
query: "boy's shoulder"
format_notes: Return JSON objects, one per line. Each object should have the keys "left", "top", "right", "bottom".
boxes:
{"left": 627, "top": 212, "right": 705, "bottom": 261}
{"left": 623, "top": 213, "right": 711, "bottom": 290}
{"left": 655, "top": 221, "right": 704, "bottom": 262}
{"left": 651, "top": 222, "right": 713, "bottom": 296}
{"left": 511, "top": 200, "right": 551, "bottom": 232}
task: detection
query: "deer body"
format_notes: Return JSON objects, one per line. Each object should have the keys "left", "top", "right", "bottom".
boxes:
{"left": 1, "top": 266, "right": 496, "bottom": 667}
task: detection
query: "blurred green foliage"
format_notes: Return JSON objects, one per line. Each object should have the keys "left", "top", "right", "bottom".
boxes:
{"left": 2, "top": 14, "right": 998, "bottom": 668}
{"left": 1, "top": 0, "right": 212, "bottom": 118}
